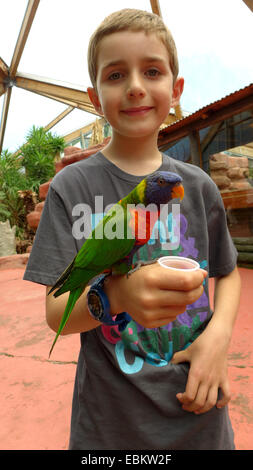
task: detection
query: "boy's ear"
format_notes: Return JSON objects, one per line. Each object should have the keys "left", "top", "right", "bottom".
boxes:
{"left": 171, "top": 77, "right": 184, "bottom": 108}
{"left": 87, "top": 87, "right": 103, "bottom": 115}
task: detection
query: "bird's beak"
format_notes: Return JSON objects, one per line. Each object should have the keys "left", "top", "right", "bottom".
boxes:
{"left": 171, "top": 183, "right": 184, "bottom": 201}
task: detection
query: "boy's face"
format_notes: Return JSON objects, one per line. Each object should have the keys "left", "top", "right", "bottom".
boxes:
{"left": 88, "top": 30, "right": 184, "bottom": 141}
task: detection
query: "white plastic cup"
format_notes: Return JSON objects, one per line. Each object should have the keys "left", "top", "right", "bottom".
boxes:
{"left": 158, "top": 256, "right": 200, "bottom": 272}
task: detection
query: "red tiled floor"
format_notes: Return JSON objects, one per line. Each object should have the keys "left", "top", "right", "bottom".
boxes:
{"left": 0, "top": 265, "right": 252, "bottom": 450}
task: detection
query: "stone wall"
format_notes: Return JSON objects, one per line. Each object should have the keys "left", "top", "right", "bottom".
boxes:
{"left": 0, "top": 220, "right": 16, "bottom": 256}
{"left": 210, "top": 153, "right": 253, "bottom": 254}
{"left": 209, "top": 153, "right": 250, "bottom": 192}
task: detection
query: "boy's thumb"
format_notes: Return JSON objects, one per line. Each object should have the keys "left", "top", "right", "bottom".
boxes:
{"left": 171, "top": 348, "right": 189, "bottom": 365}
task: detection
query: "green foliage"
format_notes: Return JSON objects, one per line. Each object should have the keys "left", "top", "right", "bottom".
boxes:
{"left": 0, "top": 126, "right": 66, "bottom": 237}
{"left": 0, "top": 149, "right": 26, "bottom": 191}
{"left": 0, "top": 150, "right": 27, "bottom": 228}
{"left": 18, "top": 125, "right": 66, "bottom": 192}
{"left": 249, "top": 165, "right": 253, "bottom": 180}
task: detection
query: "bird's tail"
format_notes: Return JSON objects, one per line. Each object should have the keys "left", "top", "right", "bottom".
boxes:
{"left": 49, "top": 286, "right": 83, "bottom": 357}
{"left": 48, "top": 258, "right": 76, "bottom": 296}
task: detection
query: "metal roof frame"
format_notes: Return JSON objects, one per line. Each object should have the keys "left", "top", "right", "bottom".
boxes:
{"left": 0, "top": 0, "right": 252, "bottom": 159}
{"left": 0, "top": 0, "right": 163, "bottom": 154}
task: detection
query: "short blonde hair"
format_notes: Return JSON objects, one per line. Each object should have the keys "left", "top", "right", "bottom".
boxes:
{"left": 88, "top": 9, "right": 179, "bottom": 89}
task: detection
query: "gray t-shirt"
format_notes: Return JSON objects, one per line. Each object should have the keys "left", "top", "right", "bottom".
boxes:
{"left": 24, "top": 152, "right": 237, "bottom": 450}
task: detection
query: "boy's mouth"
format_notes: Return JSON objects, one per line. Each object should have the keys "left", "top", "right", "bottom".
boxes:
{"left": 121, "top": 106, "right": 154, "bottom": 116}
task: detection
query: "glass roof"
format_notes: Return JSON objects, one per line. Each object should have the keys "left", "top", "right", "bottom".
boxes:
{"left": 1, "top": 0, "right": 252, "bottom": 152}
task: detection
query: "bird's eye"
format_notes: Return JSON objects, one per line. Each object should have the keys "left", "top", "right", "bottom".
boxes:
{"left": 157, "top": 178, "right": 167, "bottom": 187}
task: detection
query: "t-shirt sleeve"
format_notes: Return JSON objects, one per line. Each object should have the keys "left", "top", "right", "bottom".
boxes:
{"left": 207, "top": 184, "right": 238, "bottom": 277}
{"left": 23, "top": 185, "right": 78, "bottom": 286}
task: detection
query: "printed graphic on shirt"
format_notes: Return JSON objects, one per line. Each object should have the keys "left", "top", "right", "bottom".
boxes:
{"left": 91, "top": 209, "right": 209, "bottom": 374}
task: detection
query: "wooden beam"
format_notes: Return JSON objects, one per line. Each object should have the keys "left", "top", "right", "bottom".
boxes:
{"left": 30, "top": 89, "right": 99, "bottom": 115}
{"left": 15, "top": 72, "right": 100, "bottom": 115}
{"left": 0, "top": 87, "right": 12, "bottom": 154}
{"left": 150, "top": 0, "right": 162, "bottom": 16}
{"left": 63, "top": 118, "right": 106, "bottom": 143}
{"left": 15, "top": 72, "right": 89, "bottom": 101}
{"left": 189, "top": 130, "right": 202, "bottom": 168}
{"left": 0, "top": 83, "right": 5, "bottom": 96}
{"left": 9, "top": 0, "right": 40, "bottom": 77}
{"left": 43, "top": 106, "right": 74, "bottom": 131}
{"left": 0, "top": 57, "right": 9, "bottom": 80}
{"left": 200, "top": 121, "right": 224, "bottom": 153}
{"left": 30, "top": 90, "right": 84, "bottom": 108}
{"left": 0, "top": 57, "right": 9, "bottom": 96}
{"left": 242, "top": 0, "right": 253, "bottom": 12}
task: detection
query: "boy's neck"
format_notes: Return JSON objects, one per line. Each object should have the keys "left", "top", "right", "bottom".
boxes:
{"left": 102, "top": 132, "right": 162, "bottom": 176}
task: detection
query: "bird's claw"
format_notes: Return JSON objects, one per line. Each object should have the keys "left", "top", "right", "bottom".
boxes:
{"left": 126, "top": 258, "right": 158, "bottom": 277}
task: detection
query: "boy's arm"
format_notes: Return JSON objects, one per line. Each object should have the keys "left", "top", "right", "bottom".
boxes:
{"left": 46, "top": 263, "right": 206, "bottom": 335}
{"left": 46, "top": 286, "right": 101, "bottom": 334}
{"left": 171, "top": 266, "right": 241, "bottom": 414}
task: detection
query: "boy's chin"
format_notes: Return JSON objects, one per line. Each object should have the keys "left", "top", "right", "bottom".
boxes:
{"left": 113, "top": 124, "right": 162, "bottom": 140}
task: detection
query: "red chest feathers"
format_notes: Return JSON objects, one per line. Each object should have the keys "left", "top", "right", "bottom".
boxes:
{"left": 128, "top": 207, "right": 159, "bottom": 245}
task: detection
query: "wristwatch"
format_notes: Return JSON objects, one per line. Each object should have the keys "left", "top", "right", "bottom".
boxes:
{"left": 87, "top": 274, "right": 131, "bottom": 331}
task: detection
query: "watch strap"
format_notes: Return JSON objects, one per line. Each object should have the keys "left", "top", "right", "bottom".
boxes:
{"left": 88, "top": 274, "right": 131, "bottom": 331}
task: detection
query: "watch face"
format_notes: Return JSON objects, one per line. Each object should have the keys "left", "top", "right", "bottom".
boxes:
{"left": 88, "top": 291, "right": 103, "bottom": 319}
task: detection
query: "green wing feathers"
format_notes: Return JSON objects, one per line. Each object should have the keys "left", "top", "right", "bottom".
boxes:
{"left": 50, "top": 201, "right": 135, "bottom": 297}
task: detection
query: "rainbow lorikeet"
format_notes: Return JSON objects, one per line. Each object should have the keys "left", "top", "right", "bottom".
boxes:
{"left": 48, "top": 171, "right": 184, "bottom": 356}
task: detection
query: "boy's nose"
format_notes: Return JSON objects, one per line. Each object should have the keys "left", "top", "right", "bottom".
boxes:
{"left": 126, "top": 73, "right": 146, "bottom": 99}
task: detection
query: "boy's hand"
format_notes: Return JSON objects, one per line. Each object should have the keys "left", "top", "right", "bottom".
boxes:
{"left": 171, "top": 321, "right": 231, "bottom": 414}
{"left": 104, "top": 262, "right": 207, "bottom": 328}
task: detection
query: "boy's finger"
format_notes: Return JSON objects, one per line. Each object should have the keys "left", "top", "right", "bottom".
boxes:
{"left": 156, "top": 267, "right": 207, "bottom": 292}
{"left": 194, "top": 386, "right": 218, "bottom": 414}
{"left": 156, "top": 285, "right": 204, "bottom": 307}
{"left": 175, "top": 373, "right": 199, "bottom": 407}
{"left": 216, "top": 381, "right": 231, "bottom": 409}
{"left": 171, "top": 348, "right": 189, "bottom": 365}
{"left": 181, "top": 383, "right": 208, "bottom": 412}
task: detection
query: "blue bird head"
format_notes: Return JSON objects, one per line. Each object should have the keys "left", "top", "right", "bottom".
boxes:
{"left": 145, "top": 171, "right": 184, "bottom": 206}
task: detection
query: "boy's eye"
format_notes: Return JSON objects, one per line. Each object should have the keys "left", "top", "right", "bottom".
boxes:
{"left": 108, "top": 72, "right": 122, "bottom": 81}
{"left": 146, "top": 68, "right": 160, "bottom": 78}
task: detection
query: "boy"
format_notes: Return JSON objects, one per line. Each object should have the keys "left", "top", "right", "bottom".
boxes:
{"left": 24, "top": 9, "right": 241, "bottom": 450}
